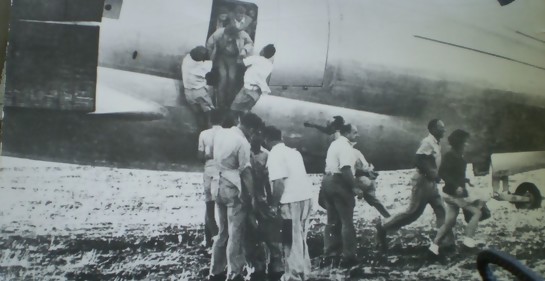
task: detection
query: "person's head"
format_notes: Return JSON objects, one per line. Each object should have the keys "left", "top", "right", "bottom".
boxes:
{"left": 224, "top": 24, "right": 240, "bottom": 38}
{"left": 189, "top": 46, "right": 209, "bottom": 62}
{"left": 428, "top": 119, "right": 445, "bottom": 140}
{"left": 234, "top": 5, "right": 246, "bottom": 21}
{"left": 448, "top": 129, "right": 470, "bottom": 152}
{"left": 222, "top": 111, "right": 237, "bottom": 128}
{"left": 248, "top": 8, "right": 257, "bottom": 19}
{"left": 250, "top": 126, "right": 264, "bottom": 153}
{"left": 210, "top": 110, "right": 222, "bottom": 126}
{"left": 218, "top": 6, "right": 229, "bottom": 20}
{"left": 239, "top": 112, "right": 263, "bottom": 140}
{"left": 260, "top": 44, "right": 276, "bottom": 59}
{"left": 340, "top": 123, "right": 359, "bottom": 142}
{"left": 262, "top": 125, "right": 282, "bottom": 150}
{"left": 331, "top": 115, "right": 345, "bottom": 131}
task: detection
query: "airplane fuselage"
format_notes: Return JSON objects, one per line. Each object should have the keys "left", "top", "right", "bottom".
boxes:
{"left": 3, "top": 0, "right": 545, "bottom": 173}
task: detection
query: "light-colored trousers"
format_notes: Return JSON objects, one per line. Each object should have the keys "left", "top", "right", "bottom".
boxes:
{"left": 210, "top": 178, "right": 247, "bottom": 277}
{"left": 280, "top": 199, "right": 313, "bottom": 281}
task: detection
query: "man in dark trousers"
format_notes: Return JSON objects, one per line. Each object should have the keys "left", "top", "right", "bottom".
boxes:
{"left": 244, "top": 127, "right": 284, "bottom": 281}
{"left": 376, "top": 119, "right": 453, "bottom": 251}
{"left": 321, "top": 123, "right": 360, "bottom": 268}
{"left": 206, "top": 25, "right": 253, "bottom": 109}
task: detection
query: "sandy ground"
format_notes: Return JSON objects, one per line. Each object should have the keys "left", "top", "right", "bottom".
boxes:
{"left": 0, "top": 156, "right": 544, "bottom": 280}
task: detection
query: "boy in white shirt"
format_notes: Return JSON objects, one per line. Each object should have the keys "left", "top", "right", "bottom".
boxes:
{"left": 352, "top": 148, "right": 390, "bottom": 218}
{"left": 230, "top": 44, "right": 276, "bottom": 114}
{"left": 181, "top": 46, "right": 214, "bottom": 129}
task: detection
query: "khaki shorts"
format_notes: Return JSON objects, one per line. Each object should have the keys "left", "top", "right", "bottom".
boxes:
{"left": 230, "top": 87, "right": 261, "bottom": 112}
{"left": 185, "top": 87, "right": 214, "bottom": 112}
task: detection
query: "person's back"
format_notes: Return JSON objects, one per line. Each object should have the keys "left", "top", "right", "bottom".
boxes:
{"left": 199, "top": 125, "right": 222, "bottom": 171}
{"left": 268, "top": 143, "right": 313, "bottom": 203}
{"left": 440, "top": 149, "right": 468, "bottom": 198}
{"left": 230, "top": 44, "right": 275, "bottom": 114}
{"left": 213, "top": 126, "right": 249, "bottom": 172}
{"left": 324, "top": 136, "right": 355, "bottom": 175}
{"left": 243, "top": 56, "right": 273, "bottom": 93}
{"left": 182, "top": 52, "right": 212, "bottom": 90}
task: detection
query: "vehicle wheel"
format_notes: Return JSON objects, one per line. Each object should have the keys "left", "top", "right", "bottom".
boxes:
{"left": 514, "top": 182, "right": 542, "bottom": 209}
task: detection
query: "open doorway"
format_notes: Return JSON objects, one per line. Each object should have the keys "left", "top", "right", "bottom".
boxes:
{"left": 205, "top": 0, "right": 259, "bottom": 110}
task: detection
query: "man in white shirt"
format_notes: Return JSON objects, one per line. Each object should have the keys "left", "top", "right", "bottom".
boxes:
{"left": 321, "top": 123, "right": 359, "bottom": 268}
{"left": 376, "top": 119, "right": 452, "bottom": 251}
{"left": 181, "top": 46, "right": 214, "bottom": 129}
{"left": 264, "top": 126, "right": 313, "bottom": 281}
{"left": 230, "top": 44, "right": 275, "bottom": 114}
{"left": 209, "top": 113, "right": 262, "bottom": 281}
{"left": 197, "top": 111, "right": 222, "bottom": 248}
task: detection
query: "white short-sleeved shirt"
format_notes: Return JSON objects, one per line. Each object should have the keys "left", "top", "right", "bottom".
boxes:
{"left": 243, "top": 56, "right": 273, "bottom": 94}
{"left": 198, "top": 125, "right": 222, "bottom": 171}
{"left": 324, "top": 136, "right": 356, "bottom": 174}
{"left": 267, "top": 143, "right": 313, "bottom": 204}
{"left": 213, "top": 126, "right": 252, "bottom": 190}
{"left": 416, "top": 134, "right": 442, "bottom": 168}
{"left": 181, "top": 54, "right": 213, "bottom": 89}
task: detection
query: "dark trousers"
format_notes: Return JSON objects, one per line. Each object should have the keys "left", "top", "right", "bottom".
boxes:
{"left": 383, "top": 173, "right": 453, "bottom": 243}
{"left": 205, "top": 201, "right": 219, "bottom": 247}
{"left": 215, "top": 55, "right": 239, "bottom": 109}
{"left": 322, "top": 174, "right": 357, "bottom": 259}
{"left": 245, "top": 216, "right": 284, "bottom": 274}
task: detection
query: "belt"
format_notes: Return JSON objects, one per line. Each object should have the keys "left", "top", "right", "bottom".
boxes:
{"left": 325, "top": 172, "right": 342, "bottom": 176}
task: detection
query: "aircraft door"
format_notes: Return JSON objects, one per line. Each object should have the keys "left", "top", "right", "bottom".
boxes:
{"left": 4, "top": 0, "right": 106, "bottom": 112}
{"left": 268, "top": 0, "right": 330, "bottom": 87}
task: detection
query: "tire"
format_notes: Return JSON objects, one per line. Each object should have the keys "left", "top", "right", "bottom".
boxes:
{"left": 514, "top": 182, "right": 542, "bottom": 210}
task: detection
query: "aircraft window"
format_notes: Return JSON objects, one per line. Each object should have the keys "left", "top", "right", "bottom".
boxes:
{"left": 103, "top": 0, "right": 122, "bottom": 20}
{"left": 207, "top": 0, "right": 258, "bottom": 42}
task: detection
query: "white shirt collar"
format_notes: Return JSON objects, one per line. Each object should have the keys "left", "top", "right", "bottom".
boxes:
{"left": 428, "top": 133, "right": 440, "bottom": 144}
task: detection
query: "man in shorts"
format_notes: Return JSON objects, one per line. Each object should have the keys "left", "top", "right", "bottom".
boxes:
{"left": 182, "top": 46, "right": 214, "bottom": 129}
{"left": 230, "top": 44, "right": 276, "bottom": 115}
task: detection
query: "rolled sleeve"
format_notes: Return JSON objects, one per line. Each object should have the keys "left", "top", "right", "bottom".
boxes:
{"left": 416, "top": 140, "right": 434, "bottom": 156}
{"left": 237, "top": 142, "right": 252, "bottom": 172}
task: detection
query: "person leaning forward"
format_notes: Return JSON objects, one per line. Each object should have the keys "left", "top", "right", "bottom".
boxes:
{"left": 230, "top": 44, "right": 276, "bottom": 115}
{"left": 208, "top": 113, "right": 263, "bottom": 281}
{"left": 376, "top": 119, "right": 454, "bottom": 251}
{"left": 244, "top": 127, "right": 284, "bottom": 281}
{"left": 321, "top": 123, "right": 360, "bottom": 268}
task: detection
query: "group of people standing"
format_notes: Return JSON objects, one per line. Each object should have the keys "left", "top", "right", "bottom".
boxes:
{"left": 194, "top": 113, "right": 488, "bottom": 281}
{"left": 198, "top": 112, "right": 314, "bottom": 281}
{"left": 183, "top": 16, "right": 488, "bottom": 280}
